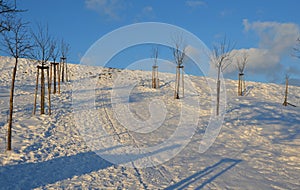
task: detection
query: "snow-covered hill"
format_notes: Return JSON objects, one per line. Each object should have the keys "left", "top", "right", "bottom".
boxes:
{"left": 0, "top": 56, "right": 299, "bottom": 189}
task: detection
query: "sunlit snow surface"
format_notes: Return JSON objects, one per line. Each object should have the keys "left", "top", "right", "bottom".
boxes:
{"left": 0, "top": 56, "right": 299, "bottom": 189}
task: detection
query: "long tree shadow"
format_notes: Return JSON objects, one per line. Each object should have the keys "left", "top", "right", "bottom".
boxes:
{"left": 0, "top": 151, "right": 113, "bottom": 189}
{"left": 0, "top": 143, "right": 181, "bottom": 189}
{"left": 165, "top": 158, "right": 242, "bottom": 190}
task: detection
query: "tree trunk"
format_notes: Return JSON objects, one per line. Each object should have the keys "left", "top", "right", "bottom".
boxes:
{"left": 177, "top": 67, "right": 180, "bottom": 99}
{"left": 66, "top": 62, "right": 68, "bottom": 82}
{"left": 238, "top": 74, "right": 240, "bottom": 96}
{"left": 41, "top": 68, "right": 45, "bottom": 114}
{"left": 182, "top": 66, "right": 184, "bottom": 98}
{"left": 7, "top": 58, "right": 18, "bottom": 151}
{"left": 283, "top": 77, "right": 288, "bottom": 106}
{"left": 152, "top": 66, "right": 155, "bottom": 88}
{"left": 216, "top": 80, "right": 220, "bottom": 116}
{"left": 50, "top": 64, "right": 52, "bottom": 94}
{"left": 216, "top": 66, "right": 221, "bottom": 116}
{"left": 174, "top": 67, "right": 178, "bottom": 99}
{"left": 58, "top": 63, "right": 61, "bottom": 94}
{"left": 33, "top": 67, "right": 39, "bottom": 115}
{"left": 152, "top": 66, "right": 159, "bottom": 89}
{"left": 61, "top": 62, "right": 65, "bottom": 82}
{"left": 238, "top": 73, "right": 242, "bottom": 96}
{"left": 53, "top": 64, "right": 57, "bottom": 93}
{"left": 174, "top": 66, "right": 180, "bottom": 99}
{"left": 243, "top": 77, "right": 246, "bottom": 95}
{"left": 241, "top": 73, "right": 244, "bottom": 96}
{"left": 47, "top": 68, "right": 51, "bottom": 115}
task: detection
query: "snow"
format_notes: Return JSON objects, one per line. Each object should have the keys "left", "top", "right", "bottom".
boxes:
{"left": 0, "top": 56, "right": 299, "bottom": 189}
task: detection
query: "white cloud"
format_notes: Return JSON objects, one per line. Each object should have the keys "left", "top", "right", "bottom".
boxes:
{"left": 85, "top": 0, "right": 125, "bottom": 20}
{"left": 229, "top": 48, "right": 281, "bottom": 75}
{"left": 186, "top": 0, "right": 206, "bottom": 8}
{"left": 243, "top": 19, "right": 299, "bottom": 54}
{"left": 227, "top": 20, "right": 300, "bottom": 80}
{"left": 134, "top": 6, "right": 155, "bottom": 22}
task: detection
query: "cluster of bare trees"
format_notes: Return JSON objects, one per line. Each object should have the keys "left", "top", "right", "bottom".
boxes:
{"left": 2, "top": 0, "right": 299, "bottom": 152}
{"left": 150, "top": 38, "right": 186, "bottom": 99}
{"left": 153, "top": 36, "right": 237, "bottom": 116}
{"left": 0, "top": 0, "right": 70, "bottom": 150}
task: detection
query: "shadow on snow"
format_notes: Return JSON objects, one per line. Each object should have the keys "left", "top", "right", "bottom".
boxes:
{"left": 165, "top": 158, "right": 242, "bottom": 190}
{"left": 0, "top": 151, "right": 112, "bottom": 189}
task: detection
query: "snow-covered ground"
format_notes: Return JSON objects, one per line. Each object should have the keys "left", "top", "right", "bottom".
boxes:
{"left": 0, "top": 56, "right": 299, "bottom": 189}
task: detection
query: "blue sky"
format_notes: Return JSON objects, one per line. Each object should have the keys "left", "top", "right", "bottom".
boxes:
{"left": 15, "top": 0, "right": 300, "bottom": 83}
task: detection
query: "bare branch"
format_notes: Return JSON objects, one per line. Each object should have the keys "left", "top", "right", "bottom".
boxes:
{"left": 210, "top": 36, "right": 236, "bottom": 72}
{"left": 172, "top": 35, "right": 186, "bottom": 66}
{"left": 51, "top": 38, "right": 60, "bottom": 63}
{"left": 0, "top": 0, "right": 26, "bottom": 32}
{"left": 292, "top": 37, "right": 300, "bottom": 59}
{"left": 61, "top": 39, "right": 70, "bottom": 58}
{"left": 30, "top": 23, "right": 54, "bottom": 65}
{"left": 1, "top": 18, "right": 32, "bottom": 59}
{"left": 152, "top": 46, "right": 158, "bottom": 66}
{"left": 236, "top": 51, "right": 248, "bottom": 74}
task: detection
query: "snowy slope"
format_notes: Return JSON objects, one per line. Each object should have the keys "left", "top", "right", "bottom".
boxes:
{"left": 0, "top": 56, "right": 299, "bottom": 189}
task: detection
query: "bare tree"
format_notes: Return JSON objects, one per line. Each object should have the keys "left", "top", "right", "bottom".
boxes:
{"left": 210, "top": 37, "right": 235, "bottom": 115}
{"left": 31, "top": 24, "right": 54, "bottom": 65}
{"left": 236, "top": 51, "right": 248, "bottom": 96}
{"left": 1, "top": 18, "right": 32, "bottom": 150}
{"left": 172, "top": 36, "right": 186, "bottom": 99}
{"left": 283, "top": 74, "right": 289, "bottom": 106}
{"left": 31, "top": 23, "right": 54, "bottom": 115}
{"left": 60, "top": 39, "right": 70, "bottom": 82}
{"left": 50, "top": 39, "right": 59, "bottom": 63}
{"left": 282, "top": 74, "right": 296, "bottom": 107}
{"left": 152, "top": 46, "right": 159, "bottom": 89}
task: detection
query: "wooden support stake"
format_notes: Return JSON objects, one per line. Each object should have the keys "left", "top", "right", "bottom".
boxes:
{"left": 58, "top": 62, "right": 61, "bottom": 94}
{"left": 182, "top": 66, "right": 184, "bottom": 98}
{"left": 33, "top": 66, "right": 39, "bottom": 115}
{"left": 174, "top": 66, "right": 179, "bottom": 99}
{"left": 34, "top": 65, "right": 50, "bottom": 115}
{"left": 152, "top": 65, "right": 159, "bottom": 89}
{"left": 216, "top": 80, "right": 220, "bottom": 116}
{"left": 50, "top": 63, "right": 52, "bottom": 93}
{"left": 283, "top": 76, "right": 288, "bottom": 106}
{"left": 50, "top": 62, "right": 59, "bottom": 94}
{"left": 47, "top": 68, "right": 51, "bottom": 115}
{"left": 40, "top": 66, "right": 45, "bottom": 114}
{"left": 60, "top": 57, "right": 67, "bottom": 83}
{"left": 174, "top": 65, "right": 184, "bottom": 99}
